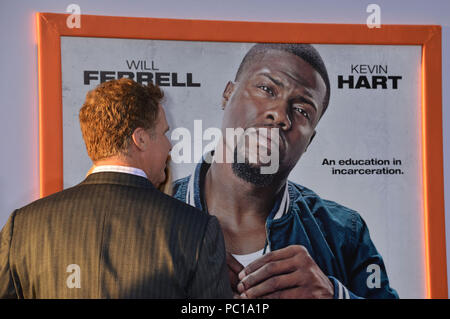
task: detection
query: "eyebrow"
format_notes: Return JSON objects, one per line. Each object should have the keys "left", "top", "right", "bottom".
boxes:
{"left": 261, "top": 73, "right": 284, "bottom": 88}
{"left": 296, "top": 95, "right": 318, "bottom": 113}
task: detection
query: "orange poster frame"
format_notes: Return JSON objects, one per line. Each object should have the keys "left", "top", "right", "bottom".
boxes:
{"left": 36, "top": 12, "right": 446, "bottom": 298}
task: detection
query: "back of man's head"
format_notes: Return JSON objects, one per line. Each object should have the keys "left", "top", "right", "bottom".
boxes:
{"left": 79, "top": 78, "right": 163, "bottom": 161}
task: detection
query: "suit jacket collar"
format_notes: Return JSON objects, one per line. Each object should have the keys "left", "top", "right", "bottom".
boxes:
{"left": 82, "top": 171, "right": 155, "bottom": 190}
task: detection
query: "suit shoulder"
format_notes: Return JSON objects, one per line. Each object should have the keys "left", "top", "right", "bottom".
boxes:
{"left": 15, "top": 182, "right": 211, "bottom": 227}
{"left": 158, "top": 190, "right": 209, "bottom": 219}
{"left": 14, "top": 184, "right": 82, "bottom": 216}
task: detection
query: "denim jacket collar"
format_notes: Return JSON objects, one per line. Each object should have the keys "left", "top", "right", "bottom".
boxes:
{"left": 185, "top": 153, "right": 291, "bottom": 223}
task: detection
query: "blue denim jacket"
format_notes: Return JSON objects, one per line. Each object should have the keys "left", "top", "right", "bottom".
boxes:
{"left": 173, "top": 160, "right": 399, "bottom": 299}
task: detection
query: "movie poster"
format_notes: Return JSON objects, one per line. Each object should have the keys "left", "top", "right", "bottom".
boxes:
{"left": 60, "top": 37, "right": 424, "bottom": 298}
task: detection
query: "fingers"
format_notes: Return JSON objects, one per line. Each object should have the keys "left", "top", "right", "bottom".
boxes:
{"left": 236, "top": 245, "right": 322, "bottom": 299}
{"left": 238, "top": 245, "right": 309, "bottom": 280}
{"left": 237, "top": 258, "right": 299, "bottom": 293}
{"left": 228, "top": 268, "right": 240, "bottom": 293}
{"left": 227, "top": 252, "right": 244, "bottom": 293}
{"left": 239, "top": 271, "right": 302, "bottom": 298}
{"left": 227, "top": 252, "right": 244, "bottom": 274}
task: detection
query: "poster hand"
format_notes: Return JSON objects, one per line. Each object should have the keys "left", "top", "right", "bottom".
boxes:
{"left": 237, "top": 245, "right": 334, "bottom": 299}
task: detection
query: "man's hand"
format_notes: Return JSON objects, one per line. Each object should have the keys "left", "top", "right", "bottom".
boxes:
{"left": 236, "top": 245, "right": 334, "bottom": 299}
{"left": 226, "top": 252, "right": 244, "bottom": 298}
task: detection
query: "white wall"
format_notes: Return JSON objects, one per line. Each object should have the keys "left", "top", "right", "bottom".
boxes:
{"left": 1, "top": 0, "right": 449, "bottom": 296}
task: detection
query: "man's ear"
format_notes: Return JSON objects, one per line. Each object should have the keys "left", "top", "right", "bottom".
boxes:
{"left": 305, "top": 130, "right": 317, "bottom": 152}
{"left": 131, "top": 127, "right": 150, "bottom": 151}
{"left": 222, "top": 81, "right": 235, "bottom": 110}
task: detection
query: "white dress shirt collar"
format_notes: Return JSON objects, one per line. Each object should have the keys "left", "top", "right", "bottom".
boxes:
{"left": 91, "top": 165, "right": 148, "bottom": 179}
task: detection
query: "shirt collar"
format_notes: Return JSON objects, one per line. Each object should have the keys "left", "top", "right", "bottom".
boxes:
{"left": 186, "top": 151, "right": 290, "bottom": 220}
{"left": 92, "top": 165, "right": 148, "bottom": 180}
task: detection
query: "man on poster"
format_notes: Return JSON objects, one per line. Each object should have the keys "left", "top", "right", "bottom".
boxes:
{"left": 173, "top": 43, "right": 398, "bottom": 299}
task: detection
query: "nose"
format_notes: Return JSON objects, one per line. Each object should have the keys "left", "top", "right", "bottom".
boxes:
{"left": 264, "top": 104, "right": 291, "bottom": 130}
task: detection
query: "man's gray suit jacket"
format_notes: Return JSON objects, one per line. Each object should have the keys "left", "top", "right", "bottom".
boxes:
{"left": 0, "top": 172, "right": 232, "bottom": 298}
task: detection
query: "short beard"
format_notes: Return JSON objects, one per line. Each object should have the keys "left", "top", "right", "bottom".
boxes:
{"left": 231, "top": 148, "right": 275, "bottom": 187}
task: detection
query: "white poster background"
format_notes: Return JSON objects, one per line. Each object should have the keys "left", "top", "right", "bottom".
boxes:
{"left": 61, "top": 37, "right": 424, "bottom": 298}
